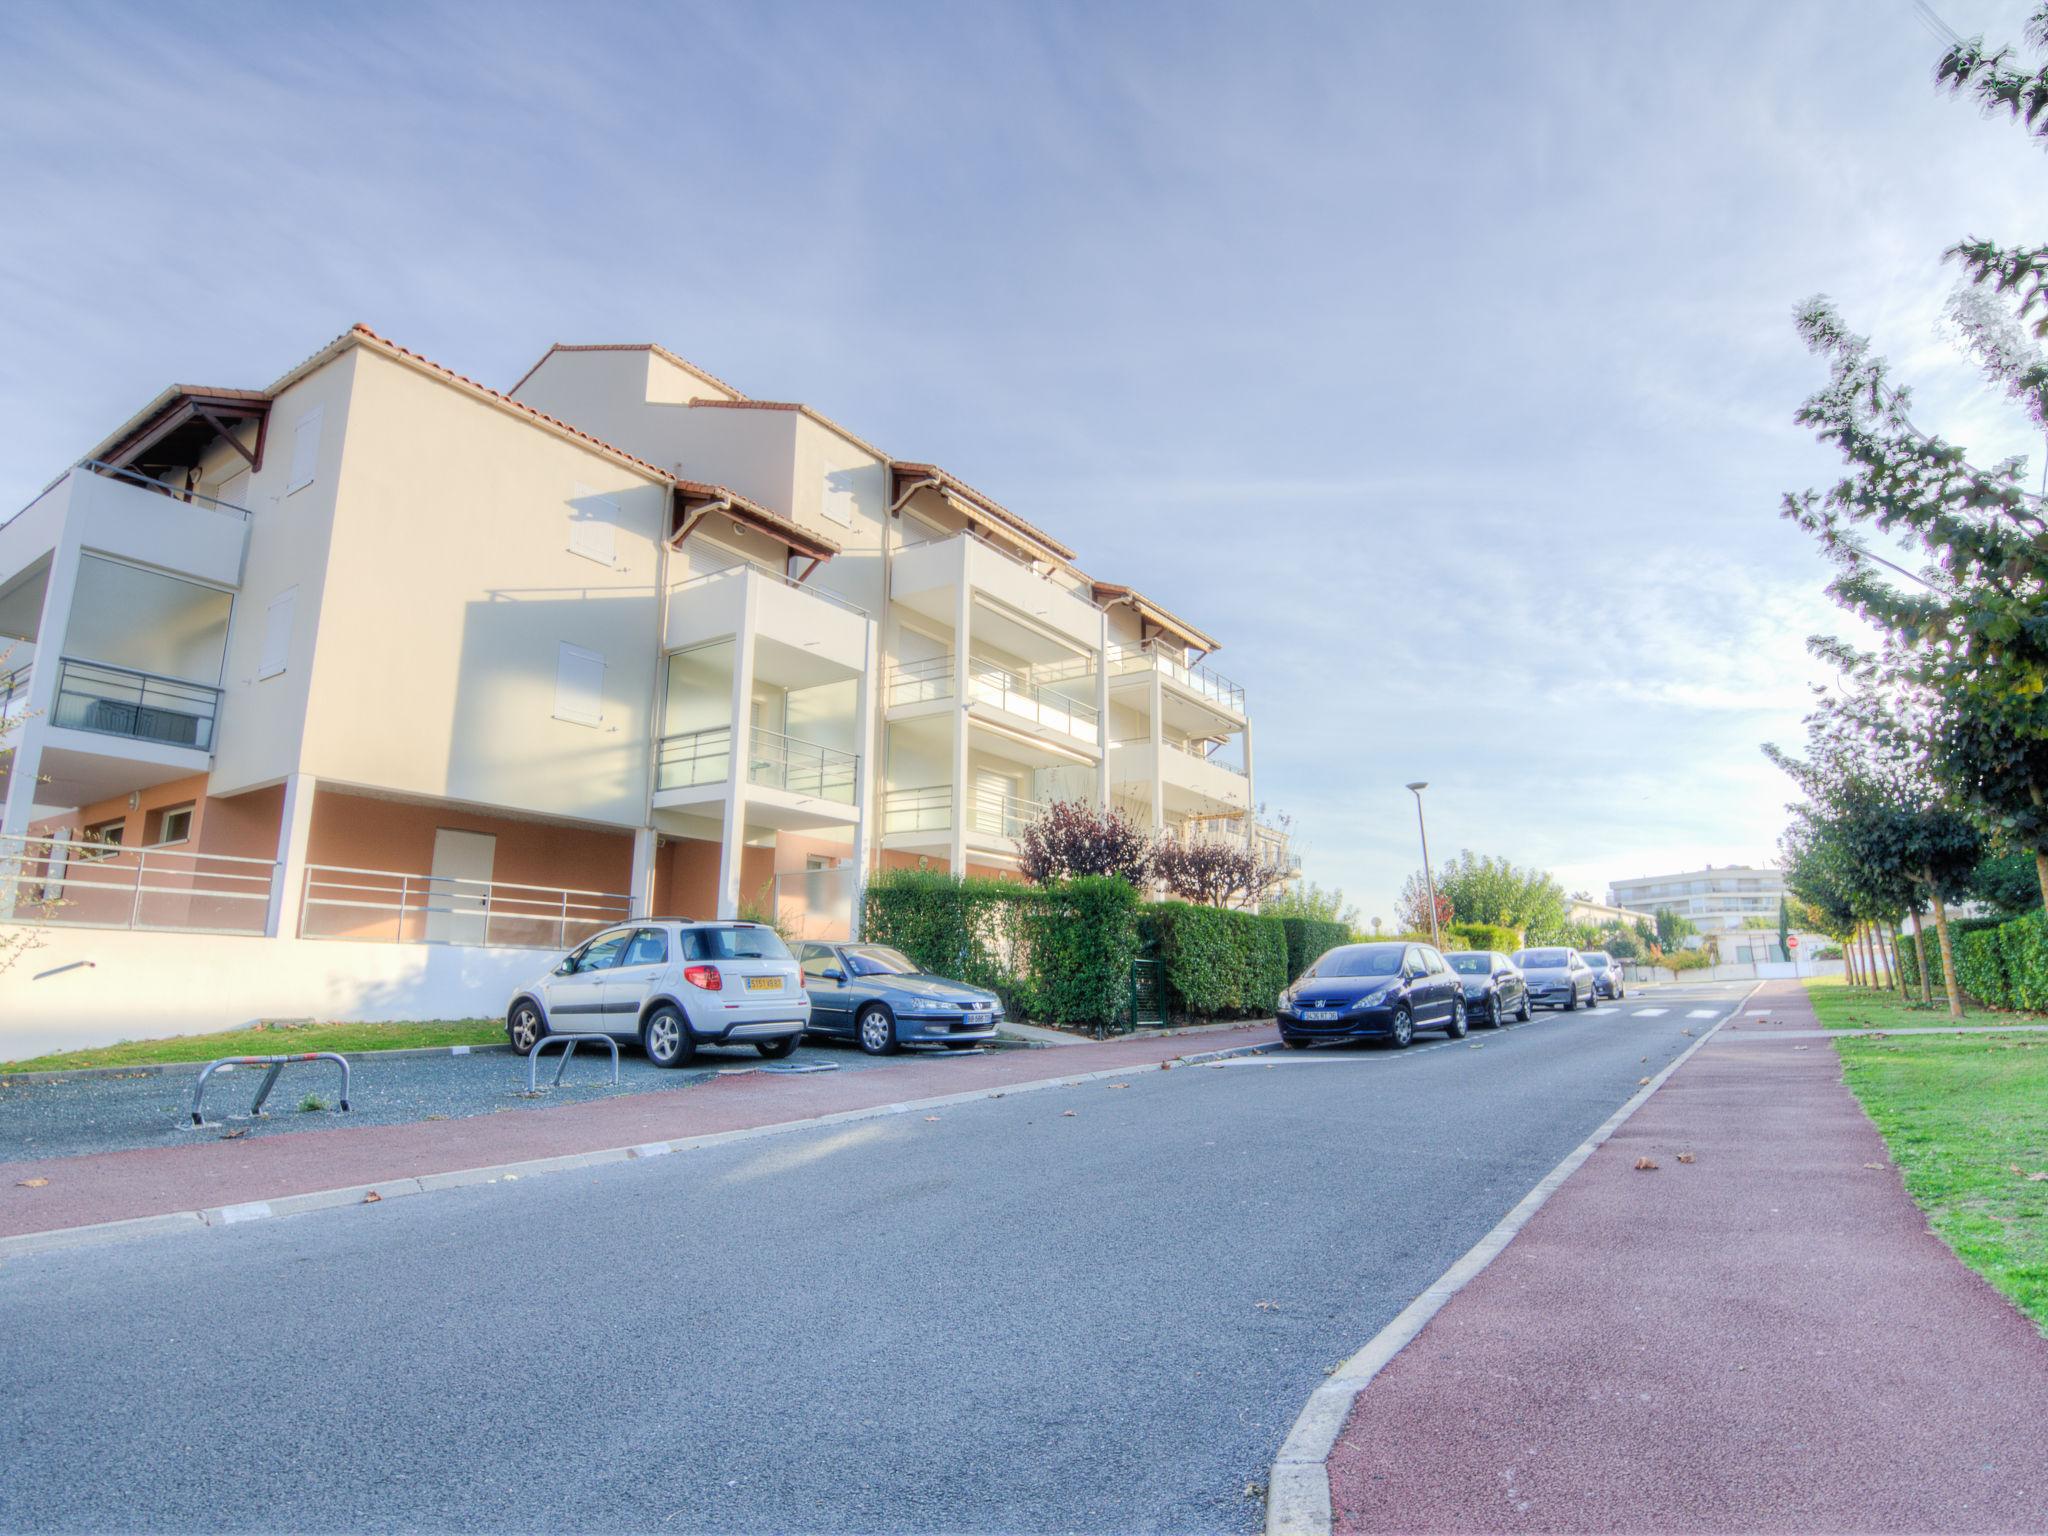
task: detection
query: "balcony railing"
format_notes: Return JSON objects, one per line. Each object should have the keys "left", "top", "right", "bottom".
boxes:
{"left": 884, "top": 784, "right": 952, "bottom": 835}
{"left": 51, "top": 658, "right": 221, "bottom": 751}
{"left": 885, "top": 653, "right": 1098, "bottom": 744}
{"left": 1108, "top": 640, "right": 1244, "bottom": 716}
{"left": 0, "top": 661, "right": 30, "bottom": 724}
{"left": 299, "top": 864, "right": 630, "bottom": 949}
{"left": 670, "top": 560, "right": 870, "bottom": 619}
{"left": 657, "top": 724, "right": 858, "bottom": 804}
{"left": 81, "top": 459, "right": 255, "bottom": 520}
{"left": 0, "top": 835, "right": 274, "bottom": 935}
{"left": 1113, "top": 734, "right": 1248, "bottom": 777}
{"left": 745, "top": 726, "right": 858, "bottom": 804}
{"left": 972, "top": 786, "right": 1044, "bottom": 840}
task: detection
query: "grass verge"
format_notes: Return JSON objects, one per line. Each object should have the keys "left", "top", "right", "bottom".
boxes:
{"left": 1802, "top": 979, "right": 2044, "bottom": 1031}
{"left": 1837, "top": 1031, "right": 2048, "bottom": 1334}
{"left": 1, "top": 1019, "right": 502, "bottom": 1074}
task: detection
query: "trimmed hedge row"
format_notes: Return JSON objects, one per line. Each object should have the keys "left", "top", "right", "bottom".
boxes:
{"left": 1278, "top": 916, "right": 1352, "bottom": 983}
{"left": 1448, "top": 921, "right": 1520, "bottom": 954}
{"left": 1895, "top": 916, "right": 2007, "bottom": 994}
{"left": 1147, "top": 902, "right": 1289, "bottom": 1021}
{"left": 1936, "top": 912, "right": 2048, "bottom": 1012}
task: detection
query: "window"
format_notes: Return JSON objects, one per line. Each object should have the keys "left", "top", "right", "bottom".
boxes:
{"left": 683, "top": 925, "right": 793, "bottom": 961}
{"left": 554, "top": 642, "right": 604, "bottom": 726}
{"left": 258, "top": 589, "right": 296, "bottom": 679}
{"left": 621, "top": 928, "right": 669, "bottom": 967}
{"left": 287, "top": 407, "right": 322, "bottom": 494}
{"left": 801, "top": 949, "right": 841, "bottom": 981}
{"left": 567, "top": 485, "right": 618, "bottom": 566}
{"left": 81, "top": 819, "right": 125, "bottom": 859}
{"left": 570, "top": 930, "right": 632, "bottom": 972}
{"left": 153, "top": 804, "right": 194, "bottom": 845}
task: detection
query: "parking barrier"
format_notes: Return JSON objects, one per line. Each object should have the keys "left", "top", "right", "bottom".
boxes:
{"left": 526, "top": 1033, "right": 621, "bottom": 1093}
{"left": 190, "top": 1053, "right": 351, "bottom": 1127}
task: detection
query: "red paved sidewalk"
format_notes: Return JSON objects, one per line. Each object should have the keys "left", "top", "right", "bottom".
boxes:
{"left": 0, "top": 1025, "right": 1272, "bottom": 1240}
{"left": 1327, "top": 979, "right": 2048, "bottom": 1533}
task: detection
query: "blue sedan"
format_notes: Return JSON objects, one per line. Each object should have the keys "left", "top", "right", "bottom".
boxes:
{"left": 795, "top": 942, "right": 1004, "bottom": 1054}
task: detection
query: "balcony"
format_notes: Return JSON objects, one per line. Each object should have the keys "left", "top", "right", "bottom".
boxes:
{"left": 883, "top": 784, "right": 951, "bottom": 836}
{"left": 1108, "top": 640, "right": 1245, "bottom": 720}
{"left": 665, "top": 562, "right": 868, "bottom": 675}
{"left": 886, "top": 653, "right": 1100, "bottom": 749}
{"left": 891, "top": 530, "right": 1102, "bottom": 652}
{"left": 655, "top": 724, "right": 859, "bottom": 819}
{"left": 1, "top": 835, "right": 274, "bottom": 935}
{"left": 1110, "top": 735, "right": 1250, "bottom": 817}
{"left": 0, "top": 660, "right": 28, "bottom": 726}
{"left": 50, "top": 659, "right": 220, "bottom": 751}
{"left": 879, "top": 784, "right": 1046, "bottom": 850}
{"left": 0, "top": 462, "right": 251, "bottom": 595}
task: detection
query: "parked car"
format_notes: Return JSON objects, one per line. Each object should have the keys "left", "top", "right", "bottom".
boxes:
{"left": 1582, "top": 950, "right": 1625, "bottom": 1000}
{"left": 1277, "top": 941, "right": 1468, "bottom": 1049}
{"left": 506, "top": 920, "right": 808, "bottom": 1067}
{"left": 1448, "top": 950, "right": 1532, "bottom": 1027}
{"left": 1512, "top": 947, "right": 1597, "bottom": 1010}
{"left": 795, "top": 941, "right": 1003, "bottom": 1054}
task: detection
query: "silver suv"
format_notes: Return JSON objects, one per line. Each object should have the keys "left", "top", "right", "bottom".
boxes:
{"left": 507, "top": 920, "right": 809, "bottom": 1067}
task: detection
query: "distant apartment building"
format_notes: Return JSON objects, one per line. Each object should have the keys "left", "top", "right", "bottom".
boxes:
{"left": 1565, "top": 895, "right": 1643, "bottom": 932}
{"left": 1607, "top": 864, "right": 1786, "bottom": 938}
{"left": 0, "top": 326, "right": 1282, "bottom": 1007}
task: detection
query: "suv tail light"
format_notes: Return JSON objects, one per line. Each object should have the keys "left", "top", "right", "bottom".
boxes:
{"left": 683, "top": 964, "right": 723, "bottom": 991}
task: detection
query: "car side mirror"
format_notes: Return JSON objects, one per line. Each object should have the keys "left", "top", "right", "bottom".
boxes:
{"left": 555, "top": 959, "right": 576, "bottom": 976}
{"left": 823, "top": 967, "right": 846, "bottom": 982}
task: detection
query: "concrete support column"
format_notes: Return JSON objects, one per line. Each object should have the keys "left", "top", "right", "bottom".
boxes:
{"left": 629, "top": 826, "right": 658, "bottom": 919}
{"left": 715, "top": 582, "right": 760, "bottom": 920}
{"left": 849, "top": 615, "right": 879, "bottom": 936}
{"left": 948, "top": 579, "right": 972, "bottom": 876}
{"left": 1094, "top": 610, "right": 1111, "bottom": 810}
{"left": 0, "top": 723, "right": 48, "bottom": 920}
{"left": 1241, "top": 717, "right": 1256, "bottom": 847}
{"left": 265, "top": 772, "right": 317, "bottom": 938}
{"left": 1147, "top": 667, "right": 1166, "bottom": 835}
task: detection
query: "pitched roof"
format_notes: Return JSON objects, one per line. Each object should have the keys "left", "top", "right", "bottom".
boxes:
{"left": 507, "top": 342, "right": 746, "bottom": 402}
{"left": 1092, "top": 581, "right": 1220, "bottom": 653}
{"left": 684, "top": 398, "right": 891, "bottom": 463}
{"left": 84, "top": 385, "right": 271, "bottom": 468}
{"left": 673, "top": 478, "right": 839, "bottom": 559}
{"left": 889, "top": 462, "right": 1077, "bottom": 562}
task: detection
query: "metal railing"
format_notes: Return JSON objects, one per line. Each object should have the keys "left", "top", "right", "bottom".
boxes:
{"left": 80, "top": 459, "right": 255, "bottom": 519}
{"left": 0, "top": 835, "right": 274, "bottom": 934}
{"left": 886, "top": 655, "right": 956, "bottom": 707}
{"left": 657, "top": 726, "right": 733, "bottom": 791}
{"left": 1108, "top": 640, "right": 1245, "bottom": 716}
{"left": 1111, "top": 734, "right": 1247, "bottom": 777}
{"left": 298, "top": 865, "right": 631, "bottom": 949}
{"left": 971, "top": 786, "right": 1043, "bottom": 840}
{"left": 670, "top": 560, "right": 869, "bottom": 619}
{"left": 51, "top": 658, "right": 221, "bottom": 751}
{"left": 883, "top": 785, "right": 953, "bottom": 835}
{"left": 0, "top": 661, "right": 30, "bottom": 724}
{"left": 746, "top": 725, "right": 858, "bottom": 803}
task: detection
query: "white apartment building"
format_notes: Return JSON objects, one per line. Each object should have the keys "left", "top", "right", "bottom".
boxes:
{"left": 0, "top": 326, "right": 1279, "bottom": 1043}
{"left": 1607, "top": 864, "right": 1786, "bottom": 937}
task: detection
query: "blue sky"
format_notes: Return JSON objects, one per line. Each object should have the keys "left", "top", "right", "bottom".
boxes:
{"left": 2, "top": 1, "right": 2042, "bottom": 923}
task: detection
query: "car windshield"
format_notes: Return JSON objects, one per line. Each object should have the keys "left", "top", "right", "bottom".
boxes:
{"left": 843, "top": 945, "right": 919, "bottom": 977}
{"left": 1448, "top": 953, "right": 1493, "bottom": 975}
{"left": 1307, "top": 946, "right": 1404, "bottom": 978}
{"left": 683, "top": 925, "right": 792, "bottom": 962}
{"left": 1582, "top": 952, "right": 1612, "bottom": 965}
{"left": 1516, "top": 949, "right": 1572, "bottom": 968}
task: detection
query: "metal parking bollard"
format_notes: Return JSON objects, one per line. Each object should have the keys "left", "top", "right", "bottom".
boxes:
{"left": 526, "top": 1033, "right": 621, "bottom": 1093}
{"left": 191, "top": 1053, "right": 352, "bottom": 1127}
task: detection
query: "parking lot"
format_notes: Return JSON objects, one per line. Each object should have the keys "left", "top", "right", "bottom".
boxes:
{"left": 0, "top": 1035, "right": 991, "bottom": 1164}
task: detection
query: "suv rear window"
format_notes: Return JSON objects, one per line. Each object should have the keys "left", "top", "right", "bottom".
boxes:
{"left": 683, "top": 925, "right": 792, "bottom": 962}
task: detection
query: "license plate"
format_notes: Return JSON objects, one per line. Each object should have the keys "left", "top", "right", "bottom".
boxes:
{"left": 1303, "top": 1010, "right": 1340, "bottom": 1022}
{"left": 746, "top": 976, "right": 782, "bottom": 992}
{"left": 966, "top": 1011, "right": 991, "bottom": 1025}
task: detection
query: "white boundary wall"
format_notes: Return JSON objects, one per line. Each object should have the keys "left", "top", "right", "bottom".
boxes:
{"left": 0, "top": 928, "right": 553, "bottom": 1057}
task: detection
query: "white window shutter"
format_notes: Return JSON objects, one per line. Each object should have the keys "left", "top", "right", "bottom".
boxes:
{"left": 258, "top": 589, "right": 297, "bottom": 679}
{"left": 287, "top": 408, "right": 322, "bottom": 493}
{"left": 820, "top": 465, "right": 855, "bottom": 527}
{"left": 567, "top": 485, "right": 618, "bottom": 565}
{"left": 554, "top": 643, "right": 604, "bottom": 726}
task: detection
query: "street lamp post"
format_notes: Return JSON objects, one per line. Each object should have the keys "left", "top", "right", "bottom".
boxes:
{"left": 1406, "top": 781, "right": 1441, "bottom": 949}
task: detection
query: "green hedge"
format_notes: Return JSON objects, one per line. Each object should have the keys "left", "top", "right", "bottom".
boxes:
{"left": 1896, "top": 916, "right": 2007, "bottom": 994}
{"left": 1278, "top": 916, "right": 1352, "bottom": 982}
{"left": 860, "top": 868, "right": 1043, "bottom": 1017}
{"left": 1448, "top": 922, "right": 1519, "bottom": 954}
{"left": 1029, "top": 877, "right": 1141, "bottom": 1028}
{"left": 1147, "top": 902, "right": 1289, "bottom": 1021}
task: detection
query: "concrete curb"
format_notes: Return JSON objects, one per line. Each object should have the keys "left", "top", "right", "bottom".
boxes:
{"left": 1261, "top": 985, "right": 1756, "bottom": 1536}
{"left": 0, "top": 1041, "right": 511, "bottom": 1085}
{"left": 0, "top": 1037, "right": 1278, "bottom": 1263}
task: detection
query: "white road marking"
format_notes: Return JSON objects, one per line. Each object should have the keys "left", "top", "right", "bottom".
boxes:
{"left": 1687, "top": 1009, "right": 1719, "bottom": 1019}
{"left": 1746, "top": 1009, "right": 1772, "bottom": 1016}
{"left": 1631, "top": 1008, "right": 1669, "bottom": 1017}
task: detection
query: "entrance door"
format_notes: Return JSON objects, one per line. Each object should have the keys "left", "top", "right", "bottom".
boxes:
{"left": 426, "top": 828, "right": 496, "bottom": 944}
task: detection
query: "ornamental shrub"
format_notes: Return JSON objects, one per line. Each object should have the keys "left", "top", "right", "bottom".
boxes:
{"left": 1448, "top": 921, "right": 1520, "bottom": 954}
{"left": 1897, "top": 916, "right": 2005, "bottom": 993}
{"left": 1028, "top": 876, "right": 1141, "bottom": 1029}
{"left": 1148, "top": 901, "right": 1288, "bottom": 1020}
{"left": 2000, "top": 914, "right": 2048, "bottom": 1012}
{"left": 1277, "top": 916, "right": 1351, "bottom": 982}
{"left": 1664, "top": 948, "right": 1713, "bottom": 972}
{"left": 1955, "top": 927, "right": 2012, "bottom": 1010}
{"left": 859, "top": 867, "right": 1042, "bottom": 1014}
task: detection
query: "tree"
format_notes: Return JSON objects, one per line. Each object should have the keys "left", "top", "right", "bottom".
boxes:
{"left": 1395, "top": 869, "right": 1452, "bottom": 936}
{"left": 1262, "top": 881, "right": 1359, "bottom": 928}
{"left": 1152, "top": 832, "right": 1292, "bottom": 910}
{"left": 1601, "top": 924, "right": 1644, "bottom": 961}
{"left": 1017, "top": 801, "right": 1152, "bottom": 887}
{"left": 1654, "top": 907, "right": 1698, "bottom": 951}
{"left": 1430, "top": 850, "right": 1570, "bottom": 939}
{"left": 1784, "top": 8, "right": 2048, "bottom": 925}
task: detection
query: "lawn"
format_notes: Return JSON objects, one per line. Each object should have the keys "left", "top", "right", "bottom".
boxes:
{"left": 2, "top": 1018, "right": 503, "bottom": 1074}
{"left": 1837, "top": 1030, "right": 2048, "bottom": 1334}
{"left": 1802, "top": 977, "right": 2045, "bottom": 1031}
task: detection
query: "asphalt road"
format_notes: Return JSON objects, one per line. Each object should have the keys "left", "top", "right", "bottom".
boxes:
{"left": 0, "top": 983, "right": 1754, "bottom": 1534}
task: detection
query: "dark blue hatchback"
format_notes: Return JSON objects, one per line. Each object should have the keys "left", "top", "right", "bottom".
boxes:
{"left": 1276, "top": 941, "right": 1468, "bottom": 1049}
{"left": 796, "top": 942, "right": 1004, "bottom": 1054}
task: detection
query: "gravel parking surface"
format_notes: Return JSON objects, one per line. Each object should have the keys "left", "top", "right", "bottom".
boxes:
{"left": 0, "top": 1037, "right": 944, "bottom": 1163}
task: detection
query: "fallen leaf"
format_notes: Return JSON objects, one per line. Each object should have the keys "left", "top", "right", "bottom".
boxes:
{"left": 1633, "top": 1157, "right": 1659, "bottom": 1171}
{"left": 1061, "top": 1110, "right": 1076, "bottom": 1117}
{"left": 1108, "top": 1083, "right": 1129, "bottom": 1090}
{"left": 1255, "top": 1300, "right": 1279, "bottom": 1311}
{"left": 2026, "top": 1171, "right": 2048, "bottom": 1183}
{"left": 15, "top": 1177, "right": 48, "bottom": 1189}
{"left": 1676, "top": 1153, "right": 1695, "bottom": 1164}
{"left": 362, "top": 1191, "right": 382, "bottom": 1204}
{"left": 1638, "top": 1076, "right": 1652, "bottom": 1086}
{"left": 1863, "top": 1162, "right": 1887, "bottom": 1170}
{"left": 220, "top": 1128, "right": 249, "bottom": 1140}
{"left": 1680, "top": 1029, "right": 1693, "bottom": 1037}
{"left": 923, "top": 1116, "right": 940, "bottom": 1122}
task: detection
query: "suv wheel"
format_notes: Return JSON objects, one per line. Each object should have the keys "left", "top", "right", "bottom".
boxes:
{"left": 507, "top": 1001, "right": 547, "bottom": 1057}
{"left": 856, "top": 1004, "right": 899, "bottom": 1056}
{"left": 755, "top": 1035, "right": 800, "bottom": 1060}
{"left": 642, "top": 1006, "right": 695, "bottom": 1068}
